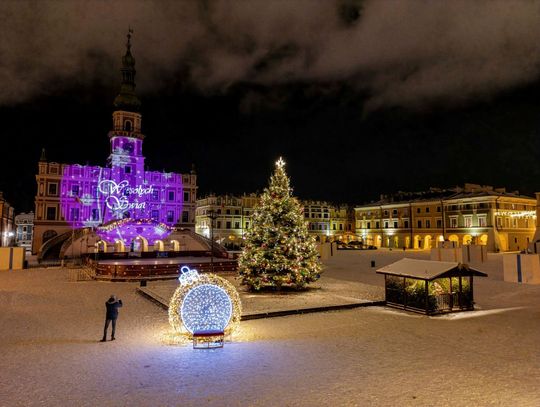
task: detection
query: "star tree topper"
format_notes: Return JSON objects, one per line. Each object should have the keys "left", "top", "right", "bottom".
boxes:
{"left": 276, "top": 157, "right": 286, "bottom": 169}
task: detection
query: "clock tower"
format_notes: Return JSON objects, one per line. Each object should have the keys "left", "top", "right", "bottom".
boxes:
{"left": 108, "top": 30, "right": 146, "bottom": 214}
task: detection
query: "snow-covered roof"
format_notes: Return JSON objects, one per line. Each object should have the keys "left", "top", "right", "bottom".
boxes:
{"left": 376, "top": 258, "right": 487, "bottom": 280}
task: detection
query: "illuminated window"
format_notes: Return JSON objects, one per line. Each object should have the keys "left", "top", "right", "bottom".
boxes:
{"left": 478, "top": 216, "right": 487, "bottom": 227}
{"left": 464, "top": 216, "right": 472, "bottom": 228}
{"left": 450, "top": 217, "right": 458, "bottom": 228}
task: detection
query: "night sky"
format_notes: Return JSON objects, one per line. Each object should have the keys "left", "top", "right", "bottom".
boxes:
{"left": 2, "top": 1, "right": 540, "bottom": 213}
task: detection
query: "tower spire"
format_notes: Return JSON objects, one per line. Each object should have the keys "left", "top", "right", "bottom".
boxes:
{"left": 113, "top": 29, "right": 141, "bottom": 112}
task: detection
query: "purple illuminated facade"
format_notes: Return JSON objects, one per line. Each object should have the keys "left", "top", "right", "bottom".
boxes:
{"left": 33, "top": 32, "right": 197, "bottom": 254}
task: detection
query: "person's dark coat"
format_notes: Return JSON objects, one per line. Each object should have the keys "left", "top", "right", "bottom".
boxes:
{"left": 105, "top": 298, "right": 123, "bottom": 320}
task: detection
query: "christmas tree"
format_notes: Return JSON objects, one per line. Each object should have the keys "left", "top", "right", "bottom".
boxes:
{"left": 238, "top": 157, "right": 322, "bottom": 291}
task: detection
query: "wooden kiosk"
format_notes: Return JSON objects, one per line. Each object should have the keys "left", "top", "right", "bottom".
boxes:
{"left": 377, "top": 258, "right": 487, "bottom": 315}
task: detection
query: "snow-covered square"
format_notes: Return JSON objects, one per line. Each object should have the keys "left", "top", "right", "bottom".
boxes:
{"left": 2, "top": 249, "right": 540, "bottom": 406}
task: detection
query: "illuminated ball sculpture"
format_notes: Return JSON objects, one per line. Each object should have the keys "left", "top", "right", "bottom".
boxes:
{"left": 169, "top": 266, "right": 242, "bottom": 337}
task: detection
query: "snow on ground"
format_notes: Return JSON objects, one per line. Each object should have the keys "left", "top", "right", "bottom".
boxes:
{"left": 1, "top": 249, "right": 540, "bottom": 406}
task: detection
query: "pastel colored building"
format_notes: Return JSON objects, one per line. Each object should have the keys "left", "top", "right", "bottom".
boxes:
{"left": 355, "top": 184, "right": 536, "bottom": 252}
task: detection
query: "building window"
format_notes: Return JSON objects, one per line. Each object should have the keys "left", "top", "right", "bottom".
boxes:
{"left": 426, "top": 220, "right": 431, "bottom": 228}
{"left": 168, "top": 191, "right": 175, "bottom": 201}
{"left": 339, "top": 224, "right": 343, "bottom": 231}
{"left": 416, "top": 208, "right": 421, "bottom": 214}
{"left": 436, "top": 219, "right": 442, "bottom": 228}
{"left": 167, "top": 210, "right": 174, "bottom": 223}
{"left": 226, "top": 221, "right": 231, "bottom": 229}
{"left": 393, "top": 221, "right": 398, "bottom": 228}
{"left": 125, "top": 166, "right": 131, "bottom": 174}
{"left": 426, "top": 207, "right": 430, "bottom": 213}
{"left": 151, "top": 210, "right": 159, "bottom": 220}
{"left": 437, "top": 206, "right": 441, "bottom": 212}
{"left": 46, "top": 207, "right": 57, "bottom": 220}
{"left": 47, "top": 183, "right": 58, "bottom": 196}
{"left": 392, "top": 209, "right": 397, "bottom": 216}
{"left": 384, "top": 221, "right": 389, "bottom": 228}
{"left": 367, "top": 222, "right": 371, "bottom": 229}
{"left": 182, "top": 211, "right": 189, "bottom": 223}
{"left": 497, "top": 217, "right": 502, "bottom": 228}
{"left": 417, "top": 220, "right": 422, "bottom": 228}
{"left": 71, "top": 185, "right": 80, "bottom": 196}
{"left": 217, "top": 221, "right": 221, "bottom": 229}
{"left": 464, "top": 216, "right": 472, "bottom": 228}
{"left": 333, "top": 224, "right": 336, "bottom": 230}
{"left": 153, "top": 190, "right": 159, "bottom": 201}
{"left": 245, "top": 222, "right": 250, "bottom": 229}
{"left": 404, "top": 220, "right": 409, "bottom": 228}
{"left": 375, "top": 221, "right": 380, "bottom": 229}
{"left": 234, "top": 222, "right": 240, "bottom": 229}
{"left": 226, "top": 209, "right": 231, "bottom": 215}
{"left": 91, "top": 209, "right": 99, "bottom": 221}
{"left": 478, "top": 216, "right": 487, "bottom": 227}
{"left": 513, "top": 218, "right": 518, "bottom": 228}
{"left": 450, "top": 217, "right": 458, "bottom": 228}
{"left": 384, "top": 210, "right": 388, "bottom": 216}
{"left": 183, "top": 191, "right": 189, "bottom": 202}
{"left": 217, "top": 209, "right": 222, "bottom": 214}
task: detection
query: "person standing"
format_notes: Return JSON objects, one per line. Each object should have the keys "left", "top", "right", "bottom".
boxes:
{"left": 100, "top": 295, "right": 123, "bottom": 342}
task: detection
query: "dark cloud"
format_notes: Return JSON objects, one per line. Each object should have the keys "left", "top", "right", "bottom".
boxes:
{"left": 1, "top": 0, "right": 540, "bottom": 110}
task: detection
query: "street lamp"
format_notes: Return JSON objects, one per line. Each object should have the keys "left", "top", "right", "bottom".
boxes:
{"left": 207, "top": 210, "right": 218, "bottom": 273}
